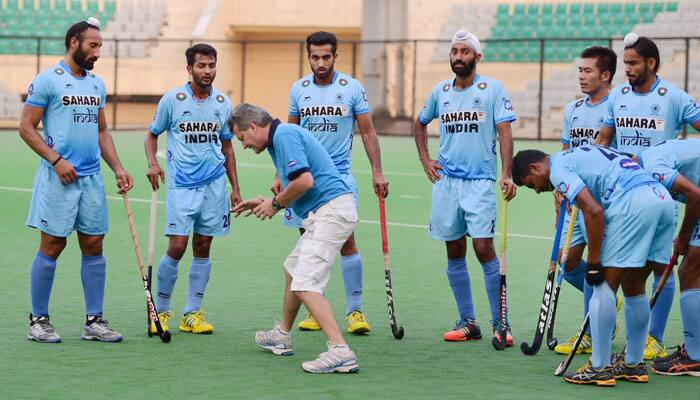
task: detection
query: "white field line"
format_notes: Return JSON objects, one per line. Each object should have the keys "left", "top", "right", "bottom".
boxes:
{"left": 0, "top": 185, "right": 553, "bottom": 241}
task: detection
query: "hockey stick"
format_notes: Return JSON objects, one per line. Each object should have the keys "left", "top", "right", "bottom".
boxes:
{"left": 379, "top": 197, "right": 404, "bottom": 339}
{"left": 146, "top": 190, "right": 158, "bottom": 337}
{"left": 520, "top": 199, "right": 568, "bottom": 355}
{"left": 555, "top": 253, "right": 678, "bottom": 376}
{"left": 122, "top": 193, "right": 171, "bottom": 343}
{"left": 492, "top": 198, "right": 509, "bottom": 350}
{"left": 547, "top": 206, "right": 580, "bottom": 350}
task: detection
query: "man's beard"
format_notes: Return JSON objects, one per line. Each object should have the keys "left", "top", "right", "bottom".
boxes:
{"left": 451, "top": 59, "right": 475, "bottom": 77}
{"left": 73, "top": 46, "right": 96, "bottom": 70}
{"left": 628, "top": 70, "right": 650, "bottom": 87}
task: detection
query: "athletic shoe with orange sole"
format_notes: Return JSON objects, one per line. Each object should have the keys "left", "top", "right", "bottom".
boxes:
{"left": 443, "top": 319, "right": 482, "bottom": 342}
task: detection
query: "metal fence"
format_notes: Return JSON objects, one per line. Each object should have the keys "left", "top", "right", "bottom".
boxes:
{"left": 2, "top": 35, "right": 698, "bottom": 139}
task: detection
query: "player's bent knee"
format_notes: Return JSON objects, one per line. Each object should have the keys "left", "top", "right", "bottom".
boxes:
{"left": 472, "top": 238, "right": 496, "bottom": 261}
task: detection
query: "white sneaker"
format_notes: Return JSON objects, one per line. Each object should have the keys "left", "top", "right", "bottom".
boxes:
{"left": 255, "top": 323, "right": 293, "bottom": 356}
{"left": 81, "top": 316, "right": 123, "bottom": 342}
{"left": 27, "top": 314, "right": 61, "bottom": 343}
{"left": 301, "top": 342, "right": 359, "bottom": 373}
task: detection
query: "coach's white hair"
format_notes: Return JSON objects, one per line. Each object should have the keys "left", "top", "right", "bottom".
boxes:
{"left": 451, "top": 29, "right": 481, "bottom": 55}
{"left": 229, "top": 103, "right": 273, "bottom": 132}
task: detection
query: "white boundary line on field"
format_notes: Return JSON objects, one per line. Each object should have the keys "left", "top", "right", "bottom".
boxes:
{"left": 0, "top": 185, "right": 554, "bottom": 241}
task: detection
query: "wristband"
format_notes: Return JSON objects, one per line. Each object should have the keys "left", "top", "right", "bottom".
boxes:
{"left": 52, "top": 155, "right": 62, "bottom": 166}
{"left": 271, "top": 196, "right": 284, "bottom": 211}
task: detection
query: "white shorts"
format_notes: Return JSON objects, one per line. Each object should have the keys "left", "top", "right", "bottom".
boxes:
{"left": 284, "top": 194, "right": 357, "bottom": 293}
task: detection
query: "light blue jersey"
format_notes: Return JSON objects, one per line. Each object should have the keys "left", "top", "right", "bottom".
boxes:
{"left": 289, "top": 71, "right": 369, "bottom": 174}
{"left": 419, "top": 74, "right": 516, "bottom": 180}
{"left": 603, "top": 77, "right": 700, "bottom": 155}
{"left": 268, "top": 121, "right": 351, "bottom": 218}
{"left": 550, "top": 145, "right": 656, "bottom": 209}
{"left": 561, "top": 96, "right": 607, "bottom": 148}
{"left": 150, "top": 83, "right": 232, "bottom": 188}
{"left": 639, "top": 139, "right": 700, "bottom": 204}
{"left": 25, "top": 60, "right": 107, "bottom": 176}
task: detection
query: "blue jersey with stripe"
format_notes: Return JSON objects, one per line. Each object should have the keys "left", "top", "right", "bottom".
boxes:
{"left": 603, "top": 77, "right": 700, "bottom": 155}
{"left": 289, "top": 71, "right": 369, "bottom": 174}
{"left": 419, "top": 74, "right": 516, "bottom": 180}
{"left": 550, "top": 145, "right": 656, "bottom": 210}
{"left": 25, "top": 60, "right": 107, "bottom": 176}
{"left": 267, "top": 121, "right": 351, "bottom": 218}
{"left": 639, "top": 138, "right": 700, "bottom": 204}
{"left": 150, "top": 83, "right": 232, "bottom": 188}
{"left": 561, "top": 96, "right": 607, "bottom": 148}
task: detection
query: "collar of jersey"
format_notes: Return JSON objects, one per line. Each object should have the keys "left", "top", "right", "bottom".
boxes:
{"left": 584, "top": 94, "right": 608, "bottom": 108}
{"left": 451, "top": 74, "right": 480, "bottom": 92}
{"left": 267, "top": 119, "right": 282, "bottom": 150}
{"left": 59, "top": 60, "right": 87, "bottom": 80}
{"left": 185, "top": 82, "right": 214, "bottom": 101}
{"left": 312, "top": 71, "right": 339, "bottom": 87}
{"left": 630, "top": 76, "right": 661, "bottom": 96}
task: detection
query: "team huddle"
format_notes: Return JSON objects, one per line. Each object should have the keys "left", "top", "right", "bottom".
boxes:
{"left": 17, "top": 17, "right": 700, "bottom": 382}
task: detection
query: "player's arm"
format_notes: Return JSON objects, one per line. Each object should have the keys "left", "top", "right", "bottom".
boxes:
{"left": 18, "top": 104, "right": 78, "bottom": 185}
{"left": 356, "top": 112, "right": 389, "bottom": 198}
{"left": 595, "top": 125, "right": 614, "bottom": 147}
{"left": 270, "top": 116, "right": 300, "bottom": 195}
{"left": 288, "top": 115, "right": 300, "bottom": 125}
{"left": 98, "top": 109, "right": 133, "bottom": 193}
{"left": 691, "top": 119, "right": 700, "bottom": 132}
{"left": 574, "top": 187, "right": 604, "bottom": 265}
{"left": 144, "top": 132, "right": 164, "bottom": 190}
{"left": 414, "top": 118, "right": 441, "bottom": 183}
{"left": 221, "top": 139, "right": 242, "bottom": 206}
{"left": 497, "top": 121, "right": 516, "bottom": 200}
{"left": 671, "top": 175, "right": 700, "bottom": 258}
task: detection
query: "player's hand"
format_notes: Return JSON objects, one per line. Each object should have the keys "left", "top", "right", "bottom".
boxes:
{"left": 231, "top": 197, "right": 264, "bottom": 217}
{"left": 420, "top": 158, "right": 442, "bottom": 183}
{"left": 115, "top": 168, "right": 133, "bottom": 194}
{"left": 53, "top": 158, "right": 78, "bottom": 185}
{"left": 252, "top": 197, "right": 277, "bottom": 220}
{"left": 586, "top": 262, "right": 605, "bottom": 286}
{"left": 270, "top": 175, "right": 282, "bottom": 195}
{"left": 500, "top": 176, "right": 517, "bottom": 201}
{"left": 672, "top": 235, "right": 690, "bottom": 259}
{"left": 372, "top": 171, "right": 389, "bottom": 198}
{"left": 146, "top": 163, "right": 165, "bottom": 191}
{"left": 230, "top": 189, "right": 242, "bottom": 208}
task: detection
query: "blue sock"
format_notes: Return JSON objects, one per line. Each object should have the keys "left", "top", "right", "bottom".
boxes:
{"left": 156, "top": 255, "right": 179, "bottom": 312}
{"left": 341, "top": 253, "right": 363, "bottom": 314}
{"left": 624, "top": 294, "right": 650, "bottom": 365}
{"left": 649, "top": 273, "right": 675, "bottom": 343}
{"left": 583, "top": 280, "right": 593, "bottom": 334}
{"left": 590, "top": 283, "right": 617, "bottom": 369}
{"left": 681, "top": 289, "right": 700, "bottom": 361}
{"left": 482, "top": 258, "right": 507, "bottom": 326}
{"left": 446, "top": 257, "right": 475, "bottom": 322}
{"left": 563, "top": 260, "right": 586, "bottom": 292}
{"left": 184, "top": 257, "right": 211, "bottom": 314}
{"left": 30, "top": 252, "right": 57, "bottom": 316}
{"left": 81, "top": 255, "right": 106, "bottom": 316}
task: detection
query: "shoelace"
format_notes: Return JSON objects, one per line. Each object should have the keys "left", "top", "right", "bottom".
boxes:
{"left": 35, "top": 318, "right": 55, "bottom": 334}
{"left": 89, "top": 318, "right": 113, "bottom": 333}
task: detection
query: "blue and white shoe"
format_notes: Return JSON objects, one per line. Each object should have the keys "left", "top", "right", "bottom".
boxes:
{"left": 255, "top": 323, "right": 293, "bottom": 356}
{"left": 301, "top": 342, "right": 359, "bottom": 373}
{"left": 27, "top": 314, "right": 61, "bottom": 343}
{"left": 80, "top": 316, "right": 123, "bottom": 342}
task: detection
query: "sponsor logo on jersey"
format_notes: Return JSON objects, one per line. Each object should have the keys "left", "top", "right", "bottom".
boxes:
{"left": 615, "top": 116, "right": 665, "bottom": 131}
{"left": 303, "top": 96, "right": 312, "bottom": 102}
{"left": 652, "top": 172, "right": 665, "bottom": 182}
{"left": 28, "top": 84, "right": 34, "bottom": 95}
{"left": 619, "top": 130, "right": 652, "bottom": 147}
{"left": 300, "top": 104, "right": 349, "bottom": 118}
{"left": 619, "top": 158, "right": 640, "bottom": 170}
{"left": 504, "top": 98, "right": 513, "bottom": 111}
{"left": 575, "top": 99, "right": 584, "bottom": 108}
{"left": 569, "top": 127, "right": 599, "bottom": 145}
{"left": 557, "top": 182, "right": 570, "bottom": 194}
{"left": 65, "top": 83, "right": 73, "bottom": 89}
{"left": 440, "top": 109, "right": 485, "bottom": 134}
{"left": 307, "top": 117, "right": 338, "bottom": 132}
{"left": 62, "top": 95, "right": 100, "bottom": 106}
{"left": 287, "top": 160, "right": 298, "bottom": 168}
{"left": 179, "top": 121, "right": 221, "bottom": 144}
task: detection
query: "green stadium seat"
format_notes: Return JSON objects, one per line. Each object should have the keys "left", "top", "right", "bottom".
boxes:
{"left": 541, "top": 4, "right": 553, "bottom": 15}
{"left": 526, "top": 4, "right": 539, "bottom": 15}
{"left": 597, "top": 3, "right": 610, "bottom": 14}
{"left": 667, "top": 2, "right": 678, "bottom": 12}
{"left": 497, "top": 4, "right": 509, "bottom": 15}
{"left": 514, "top": 4, "right": 526, "bottom": 16}
{"left": 624, "top": 4, "right": 637, "bottom": 14}
{"left": 555, "top": 4, "right": 567, "bottom": 15}
{"left": 570, "top": 4, "right": 582, "bottom": 15}
{"left": 583, "top": 3, "right": 595, "bottom": 15}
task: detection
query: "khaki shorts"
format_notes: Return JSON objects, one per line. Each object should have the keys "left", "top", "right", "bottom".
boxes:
{"left": 284, "top": 194, "right": 357, "bottom": 293}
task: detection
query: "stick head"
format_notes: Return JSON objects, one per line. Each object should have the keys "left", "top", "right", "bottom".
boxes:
{"left": 554, "top": 361, "right": 567, "bottom": 376}
{"left": 392, "top": 326, "right": 404, "bottom": 340}
{"left": 547, "top": 338, "right": 558, "bottom": 350}
{"left": 520, "top": 341, "right": 539, "bottom": 356}
{"left": 160, "top": 330, "right": 171, "bottom": 343}
{"left": 492, "top": 336, "right": 507, "bottom": 350}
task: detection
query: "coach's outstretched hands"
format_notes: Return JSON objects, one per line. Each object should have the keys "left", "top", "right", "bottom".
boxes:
{"left": 232, "top": 197, "right": 278, "bottom": 220}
